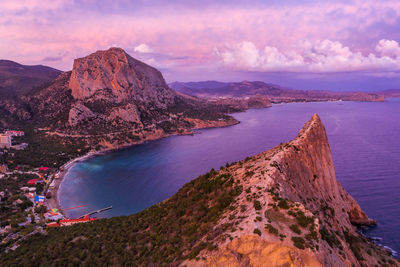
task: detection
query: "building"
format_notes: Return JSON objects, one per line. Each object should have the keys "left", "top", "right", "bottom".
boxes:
{"left": 0, "top": 164, "right": 8, "bottom": 173}
{"left": 0, "top": 134, "right": 11, "bottom": 148}
{"left": 27, "top": 179, "right": 39, "bottom": 185}
{"left": 11, "top": 143, "right": 28, "bottom": 150}
{"left": 5, "top": 131, "right": 24, "bottom": 137}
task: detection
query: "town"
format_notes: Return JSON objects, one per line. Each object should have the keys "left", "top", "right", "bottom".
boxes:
{"left": 0, "top": 128, "right": 94, "bottom": 252}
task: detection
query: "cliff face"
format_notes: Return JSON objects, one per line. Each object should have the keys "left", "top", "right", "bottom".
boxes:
{"left": 186, "top": 114, "right": 394, "bottom": 267}
{"left": 69, "top": 47, "right": 176, "bottom": 108}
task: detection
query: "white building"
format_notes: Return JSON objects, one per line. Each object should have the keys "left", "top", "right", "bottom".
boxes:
{"left": 0, "top": 134, "right": 11, "bottom": 148}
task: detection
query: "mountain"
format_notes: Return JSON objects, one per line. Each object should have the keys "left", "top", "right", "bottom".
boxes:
{"left": 3, "top": 115, "right": 397, "bottom": 266}
{"left": 381, "top": 89, "right": 400, "bottom": 98}
{"left": 0, "top": 60, "right": 61, "bottom": 129}
{"left": 0, "top": 48, "right": 240, "bottom": 148}
{"left": 0, "top": 60, "right": 61, "bottom": 97}
{"left": 170, "top": 80, "right": 227, "bottom": 91}
{"left": 170, "top": 80, "right": 386, "bottom": 103}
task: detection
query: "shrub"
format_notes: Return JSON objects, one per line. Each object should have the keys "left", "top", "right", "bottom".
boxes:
{"left": 296, "top": 211, "right": 314, "bottom": 228}
{"left": 253, "top": 228, "right": 262, "bottom": 236}
{"left": 265, "top": 224, "right": 278, "bottom": 235}
{"left": 278, "top": 199, "right": 289, "bottom": 209}
{"left": 289, "top": 224, "right": 302, "bottom": 235}
{"left": 253, "top": 200, "right": 262, "bottom": 210}
{"left": 320, "top": 227, "right": 340, "bottom": 248}
{"left": 291, "top": 237, "right": 305, "bottom": 249}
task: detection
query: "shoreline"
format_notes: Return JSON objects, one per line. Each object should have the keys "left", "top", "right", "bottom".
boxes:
{"left": 46, "top": 99, "right": 391, "bottom": 219}
{"left": 46, "top": 151, "right": 101, "bottom": 218}
{"left": 46, "top": 118, "right": 239, "bottom": 219}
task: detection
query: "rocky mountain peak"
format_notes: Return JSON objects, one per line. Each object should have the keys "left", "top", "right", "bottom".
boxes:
{"left": 68, "top": 47, "right": 175, "bottom": 107}
{"left": 184, "top": 114, "right": 382, "bottom": 266}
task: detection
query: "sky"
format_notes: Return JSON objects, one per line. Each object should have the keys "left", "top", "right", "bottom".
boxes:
{"left": 1, "top": 0, "right": 400, "bottom": 91}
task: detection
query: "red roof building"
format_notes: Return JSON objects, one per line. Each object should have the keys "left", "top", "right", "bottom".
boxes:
{"left": 27, "top": 179, "right": 39, "bottom": 185}
{"left": 47, "top": 215, "right": 97, "bottom": 227}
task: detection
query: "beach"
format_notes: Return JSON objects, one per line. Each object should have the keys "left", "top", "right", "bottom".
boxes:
{"left": 45, "top": 151, "right": 100, "bottom": 218}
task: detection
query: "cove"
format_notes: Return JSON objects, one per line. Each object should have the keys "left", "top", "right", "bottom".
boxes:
{"left": 59, "top": 99, "right": 400, "bottom": 253}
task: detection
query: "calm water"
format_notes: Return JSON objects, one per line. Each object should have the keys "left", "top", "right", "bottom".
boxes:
{"left": 59, "top": 99, "right": 400, "bottom": 253}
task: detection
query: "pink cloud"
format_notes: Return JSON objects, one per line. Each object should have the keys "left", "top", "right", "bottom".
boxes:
{"left": 0, "top": 0, "right": 399, "bottom": 80}
{"left": 214, "top": 40, "right": 400, "bottom": 72}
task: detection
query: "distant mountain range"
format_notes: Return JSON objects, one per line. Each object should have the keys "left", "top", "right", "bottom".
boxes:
{"left": 0, "top": 60, "right": 61, "bottom": 97}
{"left": 170, "top": 80, "right": 387, "bottom": 102}
{"left": 1, "top": 54, "right": 399, "bottom": 146}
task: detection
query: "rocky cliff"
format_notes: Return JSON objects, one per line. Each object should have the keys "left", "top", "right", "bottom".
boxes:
{"left": 69, "top": 47, "right": 176, "bottom": 106}
{"left": 185, "top": 114, "right": 394, "bottom": 267}
{"left": 21, "top": 48, "right": 240, "bottom": 148}
{"left": 2, "top": 115, "right": 398, "bottom": 266}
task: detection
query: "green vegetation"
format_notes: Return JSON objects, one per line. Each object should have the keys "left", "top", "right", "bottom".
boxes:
{"left": 289, "top": 224, "right": 302, "bottom": 235}
{"left": 277, "top": 199, "right": 290, "bottom": 209}
{"left": 253, "top": 200, "right": 262, "bottom": 210}
{"left": 344, "top": 231, "right": 365, "bottom": 261}
{"left": 291, "top": 236, "right": 305, "bottom": 250}
{"left": 295, "top": 211, "right": 314, "bottom": 228}
{"left": 253, "top": 228, "right": 262, "bottom": 236}
{"left": 1, "top": 168, "right": 243, "bottom": 266}
{"left": 319, "top": 227, "right": 341, "bottom": 248}
{"left": 264, "top": 224, "right": 278, "bottom": 235}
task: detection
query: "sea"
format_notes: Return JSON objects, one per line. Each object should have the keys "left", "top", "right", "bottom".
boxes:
{"left": 59, "top": 99, "right": 400, "bottom": 255}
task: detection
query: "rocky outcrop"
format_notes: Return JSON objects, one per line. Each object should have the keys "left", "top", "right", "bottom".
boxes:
{"left": 69, "top": 47, "right": 176, "bottom": 108}
{"left": 16, "top": 48, "right": 239, "bottom": 147}
{"left": 196, "top": 235, "right": 321, "bottom": 267}
{"left": 185, "top": 114, "right": 396, "bottom": 267}
{"left": 68, "top": 103, "right": 97, "bottom": 126}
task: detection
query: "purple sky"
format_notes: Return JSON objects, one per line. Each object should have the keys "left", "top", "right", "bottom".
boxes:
{"left": 1, "top": 0, "right": 400, "bottom": 91}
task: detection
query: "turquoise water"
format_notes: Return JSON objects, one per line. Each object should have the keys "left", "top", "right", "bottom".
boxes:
{"left": 59, "top": 99, "right": 400, "bottom": 253}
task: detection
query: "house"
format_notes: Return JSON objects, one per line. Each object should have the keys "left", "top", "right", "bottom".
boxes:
{"left": 5, "top": 131, "right": 24, "bottom": 137}
{"left": 35, "top": 195, "right": 45, "bottom": 203}
{"left": 11, "top": 143, "right": 28, "bottom": 150}
{"left": 27, "top": 179, "right": 39, "bottom": 185}
{"left": 0, "top": 164, "right": 8, "bottom": 173}
{"left": 20, "top": 187, "right": 29, "bottom": 192}
{"left": 0, "top": 134, "right": 11, "bottom": 149}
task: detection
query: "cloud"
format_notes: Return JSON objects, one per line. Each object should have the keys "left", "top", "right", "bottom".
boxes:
{"left": 133, "top": 43, "right": 153, "bottom": 53}
{"left": 214, "top": 39, "right": 400, "bottom": 73}
{"left": 376, "top": 39, "right": 400, "bottom": 58}
{"left": 1, "top": 0, "right": 69, "bottom": 12}
{"left": 1, "top": 0, "right": 400, "bottom": 81}
{"left": 42, "top": 56, "right": 63, "bottom": 62}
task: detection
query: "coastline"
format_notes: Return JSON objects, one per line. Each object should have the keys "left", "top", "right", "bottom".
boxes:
{"left": 46, "top": 151, "right": 101, "bottom": 218}
{"left": 46, "top": 118, "right": 239, "bottom": 219}
{"left": 46, "top": 99, "right": 388, "bottom": 219}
